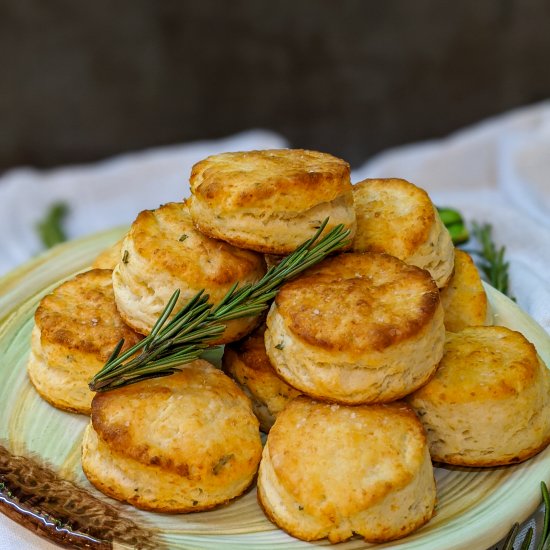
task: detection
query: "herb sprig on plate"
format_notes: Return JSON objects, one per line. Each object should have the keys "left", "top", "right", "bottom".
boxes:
{"left": 497, "top": 481, "right": 550, "bottom": 549}
{"left": 89, "top": 219, "right": 351, "bottom": 392}
{"left": 439, "top": 207, "right": 549, "bottom": 550}
{"left": 469, "top": 221, "right": 513, "bottom": 299}
{"left": 437, "top": 207, "right": 513, "bottom": 298}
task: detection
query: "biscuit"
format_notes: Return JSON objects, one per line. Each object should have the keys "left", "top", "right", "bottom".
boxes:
{"left": 27, "top": 269, "right": 142, "bottom": 414}
{"left": 408, "top": 326, "right": 550, "bottom": 466}
{"left": 188, "top": 149, "right": 356, "bottom": 254}
{"left": 265, "top": 252, "right": 445, "bottom": 404}
{"left": 81, "top": 359, "right": 263, "bottom": 512}
{"left": 264, "top": 254, "right": 284, "bottom": 270}
{"left": 222, "top": 325, "right": 301, "bottom": 432}
{"left": 257, "top": 397, "right": 436, "bottom": 543}
{"left": 91, "top": 239, "right": 123, "bottom": 270}
{"left": 352, "top": 178, "right": 454, "bottom": 288}
{"left": 112, "top": 202, "right": 266, "bottom": 342}
{"left": 440, "top": 249, "right": 491, "bottom": 331}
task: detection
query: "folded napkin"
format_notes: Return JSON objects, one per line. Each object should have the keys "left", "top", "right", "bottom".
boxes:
{"left": 1, "top": 103, "right": 550, "bottom": 549}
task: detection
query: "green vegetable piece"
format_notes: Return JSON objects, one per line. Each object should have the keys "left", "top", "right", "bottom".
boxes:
{"left": 447, "top": 223, "right": 470, "bottom": 245}
{"left": 537, "top": 481, "right": 550, "bottom": 550}
{"left": 437, "top": 206, "right": 470, "bottom": 245}
{"left": 437, "top": 207, "right": 464, "bottom": 226}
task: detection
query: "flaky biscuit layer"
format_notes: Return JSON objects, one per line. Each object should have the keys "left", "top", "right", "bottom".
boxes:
{"left": 408, "top": 326, "right": 550, "bottom": 466}
{"left": 222, "top": 325, "right": 301, "bottom": 432}
{"left": 352, "top": 178, "right": 454, "bottom": 287}
{"left": 28, "top": 269, "right": 142, "bottom": 414}
{"left": 112, "top": 202, "right": 266, "bottom": 341}
{"left": 83, "top": 360, "right": 262, "bottom": 512}
{"left": 440, "top": 249, "right": 491, "bottom": 331}
{"left": 91, "top": 239, "right": 123, "bottom": 270}
{"left": 188, "top": 149, "right": 356, "bottom": 254}
{"left": 257, "top": 397, "right": 436, "bottom": 543}
{"left": 265, "top": 253, "right": 445, "bottom": 403}
{"left": 190, "top": 149, "right": 351, "bottom": 213}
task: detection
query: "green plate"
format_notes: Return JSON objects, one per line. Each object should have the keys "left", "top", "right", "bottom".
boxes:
{"left": 1, "top": 228, "right": 549, "bottom": 549}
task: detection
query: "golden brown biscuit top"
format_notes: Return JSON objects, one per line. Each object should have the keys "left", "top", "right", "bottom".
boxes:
{"left": 413, "top": 326, "right": 546, "bottom": 405}
{"left": 189, "top": 149, "right": 351, "bottom": 213}
{"left": 91, "top": 360, "right": 261, "bottom": 478}
{"left": 443, "top": 249, "right": 484, "bottom": 293}
{"left": 439, "top": 249, "right": 488, "bottom": 331}
{"left": 224, "top": 325, "right": 301, "bottom": 401}
{"left": 228, "top": 325, "right": 274, "bottom": 377}
{"left": 352, "top": 178, "right": 435, "bottom": 257}
{"left": 127, "top": 201, "right": 265, "bottom": 282}
{"left": 34, "top": 269, "right": 142, "bottom": 360}
{"left": 91, "top": 239, "right": 123, "bottom": 270}
{"left": 275, "top": 253, "right": 440, "bottom": 354}
{"left": 267, "top": 397, "right": 426, "bottom": 516}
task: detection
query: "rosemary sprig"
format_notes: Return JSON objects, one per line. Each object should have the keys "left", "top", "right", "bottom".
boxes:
{"left": 437, "top": 206, "right": 513, "bottom": 299}
{"left": 469, "top": 221, "right": 513, "bottom": 299}
{"left": 498, "top": 481, "right": 550, "bottom": 550}
{"left": 539, "top": 482, "right": 550, "bottom": 550}
{"left": 89, "top": 219, "right": 351, "bottom": 392}
{"left": 36, "top": 202, "right": 69, "bottom": 249}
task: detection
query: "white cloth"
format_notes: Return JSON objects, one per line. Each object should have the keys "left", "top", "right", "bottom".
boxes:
{"left": 352, "top": 100, "right": 550, "bottom": 333}
{"left": 0, "top": 129, "right": 288, "bottom": 275}
{"left": 1, "top": 104, "right": 550, "bottom": 548}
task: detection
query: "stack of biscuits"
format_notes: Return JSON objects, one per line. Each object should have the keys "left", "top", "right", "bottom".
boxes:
{"left": 27, "top": 149, "right": 550, "bottom": 545}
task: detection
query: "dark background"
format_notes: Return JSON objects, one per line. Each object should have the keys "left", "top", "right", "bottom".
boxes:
{"left": 1, "top": 0, "right": 550, "bottom": 172}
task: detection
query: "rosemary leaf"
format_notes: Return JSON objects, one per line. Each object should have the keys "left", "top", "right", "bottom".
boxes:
{"left": 36, "top": 202, "right": 69, "bottom": 249}
{"left": 469, "top": 222, "right": 514, "bottom": 299}
{"left": 537, "top": 482, "right": 550, "bottom": 550}
{"left": 501, "top": 523, "right": 520, "bottom": 550}
{"left": 89, "top": 219, "right": 351, "bottom": 392}
{"left": 438, "top": 206, "right": 513, "bottom": 298}
{"left": 519, "top": 528, "right": 533, "bottom": 550}
{"left": 498, "top": 481, "right": 550, "bottom": 550}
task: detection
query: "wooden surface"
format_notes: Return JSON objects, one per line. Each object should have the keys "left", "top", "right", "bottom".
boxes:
{"left": 1, "top": 0, "right": 550, "bottom": 170}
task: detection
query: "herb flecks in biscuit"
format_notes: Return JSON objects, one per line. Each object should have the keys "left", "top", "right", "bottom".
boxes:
{"left": 112, "top": 201, "right": 266, "bottom": 342}
{"left": 258, "top": 397, "right": 436, "bottom": 543}
{"left": 188, "top": 149, "right": 356, "bottom": 254}
{"left": 82, "top": 360, "right": 262, "bottom": 513}
{"left": 265, "top": 252, "right": 445, "bottom": 404}
{"left": 352, "top": 178, "right": 454, "bottom": 288}
{"left": 28, "top": 269, "right": 142, "bottom": 414}
{"left": 223, "top": 325, "right": 301, "bottom": 432}
{"left": 408, "top": 326, "right": 550, "bottom": 466}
